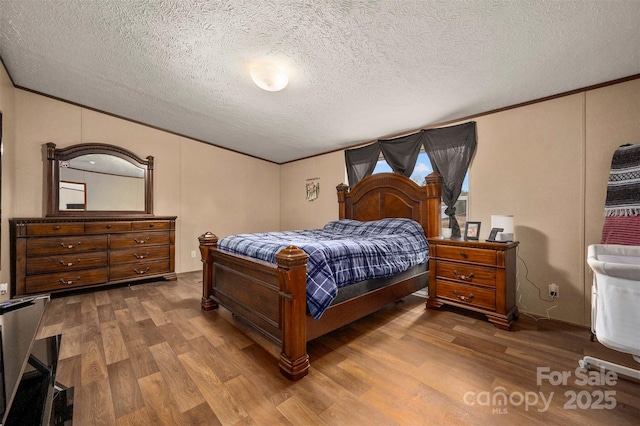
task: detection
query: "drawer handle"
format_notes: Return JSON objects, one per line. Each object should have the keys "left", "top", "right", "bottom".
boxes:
{"left": 459, "top": 250, "right": 467, "bottom": 258}
{"left": 453, "top": 270, "right": 475, "bottom": 281}
{"left": 60, "top": 241, "right": 82, "bottom": 249}
{"left": 59, "top": 276, "right": 81, "bottom": 285}
{"left": 134, "top": 267, "right": 151, "bottom": 275}
{"left": 134, "top": 237, "right": 151, "bottom": 244}
{"left": 53, "top": 225, "right": 60, "bottom": 230}
{"left": 59, "top": 259, "right": 81, "bottom": 267}
{"left": 106, "top": 224, "right": 112, "bottom": 229}
{"left": 149, "top": 223, "right": 155, "bottom": 227}
{"left": 134, "top": 252, "right": 150, "bottom": 259}
{"left": 452, "top": 289, "right": 474, "bottom": 302}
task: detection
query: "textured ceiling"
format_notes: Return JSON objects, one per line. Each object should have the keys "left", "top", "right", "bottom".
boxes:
{"left": 1, "top": 1, "right": 640, "bottom": 163}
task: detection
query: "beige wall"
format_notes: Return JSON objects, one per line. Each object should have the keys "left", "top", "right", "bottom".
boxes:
{"left": 2, "top": 67, "right": 640, "bottom": 325}
{"left": 280, "top": 150, "right": 346, "bottom": 230}
{"left": 281, "top": 79, "right": 640, "bottom": 325}
{"left": 472, "top": 95, "right": 586, "bottom": 324}
{"left": 1, "top": 89, "right": 280, "bottom": 296}
{"left": 0, "top": 62, "right": 16, "bottom": 294}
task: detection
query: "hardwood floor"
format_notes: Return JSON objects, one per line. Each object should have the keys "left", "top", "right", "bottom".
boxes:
{"left": 37, "top": 271, "right": 640, "bottom": 425}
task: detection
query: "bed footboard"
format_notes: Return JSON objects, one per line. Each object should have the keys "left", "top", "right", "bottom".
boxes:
{"left": 197, "top": 172, "right": 442, "bottom": 381}
{"left": 198, "top": 233, "right": 310, "bottom": 380}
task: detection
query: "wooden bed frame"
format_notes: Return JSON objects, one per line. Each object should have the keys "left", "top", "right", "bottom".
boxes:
{"left": 198, "top": 172, "right": 442, "bottom": 380}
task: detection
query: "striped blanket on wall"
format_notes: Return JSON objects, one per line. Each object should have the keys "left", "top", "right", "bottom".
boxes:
{"left": 601, "top": 143, "right": 640, "bottom": 245}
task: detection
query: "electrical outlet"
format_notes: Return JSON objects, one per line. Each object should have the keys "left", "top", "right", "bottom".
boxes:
{"left": 0, "top": 283, "right": 7, "bottom": 295}
{"left": 549, "top": 283, "right": 559, "bottom": 299}
{"left": 191, "top": 250, "right": 197, "bottom": 258}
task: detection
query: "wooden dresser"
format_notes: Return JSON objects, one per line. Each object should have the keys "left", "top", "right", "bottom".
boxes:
{"left": 426, "top": 237, "right": 519, "bottom": 330}
{"left": 10, "top": 216, "right": 177, "bottom": 297}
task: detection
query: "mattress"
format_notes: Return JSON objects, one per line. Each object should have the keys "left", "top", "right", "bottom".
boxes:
{"left": 218, "top": 218, "right": 429, "bottom": 319}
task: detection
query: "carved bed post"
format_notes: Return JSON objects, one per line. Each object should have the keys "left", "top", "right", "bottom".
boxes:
{"left": 275, "top": 245, "right": 310, "bottom": 380}
{"left": 424, "top": 172, "right": 443, "bottom": 238}
{"left": 336, "top": 183, "right": 349, "bottom": 219}
{"left": 198, "top": 232, "right": 219, "bottom": 310}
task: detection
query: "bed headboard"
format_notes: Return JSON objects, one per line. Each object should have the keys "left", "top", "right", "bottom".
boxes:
{"left": 336, "top": 172, "right": 442, "bottom": 238}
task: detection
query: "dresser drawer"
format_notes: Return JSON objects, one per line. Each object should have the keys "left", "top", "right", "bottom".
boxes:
{"left": 435, "top": 280, "right": 496, "bottom": 311}
{"left": 132, "top": 221, "right": 172, "bottom": 231}
{"left": 25, "top": 268, "right": 108, "bottom": 293}
{"left": 26, "top": 252, "right": 108, "bottom": 274}
{"left": 109, "top": 259, "right": 170, "bottom": 281}
{"left": 11, "top": 216, "right": 177, "bottom": 298}
{"left": 110, "top": 246, "right": 170, "bottom": 264}
{"left": 85, "top": 221, "right": 132, "bottom": 233}
{"left": 110, "top": 231, "right": 170, "bottom": 249}
{"left": 26, "top": 222, "right": 84, "bottom": 235}
{"left": 436, "top": 261, "right": 496, "bottom": 288}
{"left": 27, "top": 235, "right": 108, "bottom": 256}
{"left": 435, "top": 245, "right": 497, "bottom": 266}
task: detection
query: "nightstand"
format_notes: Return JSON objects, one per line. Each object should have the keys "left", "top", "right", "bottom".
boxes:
{"left": 426, "top": 237, "right": 519, "bottom": 330}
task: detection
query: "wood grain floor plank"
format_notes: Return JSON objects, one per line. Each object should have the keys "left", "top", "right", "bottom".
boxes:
{"left": 137, "top": 372, "right": 188, "bottom": 426}
{"left": 114, "top": 308, "right": 144, "bottom": 342}
{"left": 224, "top": 375, "right": 293, "bottom": 426}
{"left": 55, "top": 354, "right": 82, "bottom": 389}
{"left": 38, "top": 271, "right": 640, "bottom": 425}
{"left": 62, "top": 301, "right": 83, "bottom": 328}
{"left": 139, "top": 286, "right": 175, "bottom": 313}
{"left": 156, "top": 322, "right": 193, "bottom": 355}
{"left": 124, "top": 338, "right": 160, "bottom": 379}
{"left": 135, "top": 318, "right": 167, "bottom": 347}
{"left": 277, "top": 395, "right": 327, "bottom": 426}
{"left": 115, "top": 407, "right": 154, "bottom": 426}
{"left": 38, "top": 297, "right": 66, "bottom": 329}
{"left": 58, "top": 325, "right": 84, "bottom": 360}
{"left": 81, "top": 338, "right": 109, "bottom": 386}
{"left": 125, "top": 297, "right": 150, "bottom": 322}
{"left": 108, "top": 359, "right": 146, "bottom": 419}
{"left": 307, "top": 339, "right": 370, "bottom": 397}
{"left": 98, "top": 303, "right": 117, "bottom": 323}
{"left": 75, "top": 378, "right": 117, "bottom": 426}
{"left": 148, "top": 341, "right": 206, "bottom": 413}
{"left": 94, "top": 289, "right": 112, "bottom": 306}
{"left": 107, "top": 287, "right": 130, "bottom": 311}
{"left": 182, "top": 402, "right": 222, "bottom": 426}
{"left": 164, "top": 309, "right": 204, "bottom": 340}
{"left": 178, "top": 349, "right": 248, "bottom": 425}
{"left": 187, "top": 336, "right": 241, "bottom": 382}
{"left": 312, "top": 370, "right": 396, "bottom": 426}
{"left": 80, "top": 292, "right": 98, "bottom": 314}
{"left": 141, "top": 299, "right": 170, "bottom": 326}
{"left": 101, "top": 320, "right": 130, "bottom": 364}
{"left": 37, "top": 322, "right": 64, "bottom": 339}
{"left": 189, "top": 314, "right": 235, "bottom": 347}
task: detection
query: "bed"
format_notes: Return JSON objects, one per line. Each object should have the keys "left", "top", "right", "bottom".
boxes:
{"left": 198, "top": 172, "right": 442, "bottom": 380}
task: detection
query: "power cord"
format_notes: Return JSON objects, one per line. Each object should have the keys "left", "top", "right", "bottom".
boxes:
{"left": 516, "top": 246, "right": 558, "bottom": 321}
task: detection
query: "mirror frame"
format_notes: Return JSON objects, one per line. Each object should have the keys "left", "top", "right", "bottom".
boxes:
{"left": 45, "top": 142, "right": 154, "bottom": 216}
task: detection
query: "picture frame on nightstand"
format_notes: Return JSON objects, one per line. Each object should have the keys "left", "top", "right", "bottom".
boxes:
{"left": 464, "top": 221, "right": 481, "bottom": 240}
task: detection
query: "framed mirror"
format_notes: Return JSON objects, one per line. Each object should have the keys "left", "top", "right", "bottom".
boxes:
{"left": 45, "top": 142, "right": 154, "bottom": 216}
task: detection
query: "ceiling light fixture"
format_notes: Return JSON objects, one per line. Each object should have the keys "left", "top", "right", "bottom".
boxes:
{"left": 250, "top": 63, "right": 288, "bottom": 92}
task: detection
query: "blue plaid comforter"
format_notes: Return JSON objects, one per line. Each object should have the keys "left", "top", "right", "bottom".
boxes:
{"left": 218, "top": 218, "right": 429, "bottom": 319}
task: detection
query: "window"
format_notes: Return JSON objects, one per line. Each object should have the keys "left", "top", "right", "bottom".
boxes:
{"left": 373, "top": 151, "right": 469, "bottom": 230}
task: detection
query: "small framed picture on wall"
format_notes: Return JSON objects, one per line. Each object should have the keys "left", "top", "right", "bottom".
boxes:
{"left": 465, "top": 222, "right": 481, "bottom": 240}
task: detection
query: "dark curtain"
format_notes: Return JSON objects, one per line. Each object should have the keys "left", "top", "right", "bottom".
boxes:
{"left": 344, "top": 142, "right": 381, "bottom": 187}
{"left": 422, "top": 122, "right": 477, "bottom": 237}
{"left": 379, "top": 132, "right": 424, "bottom": 178}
